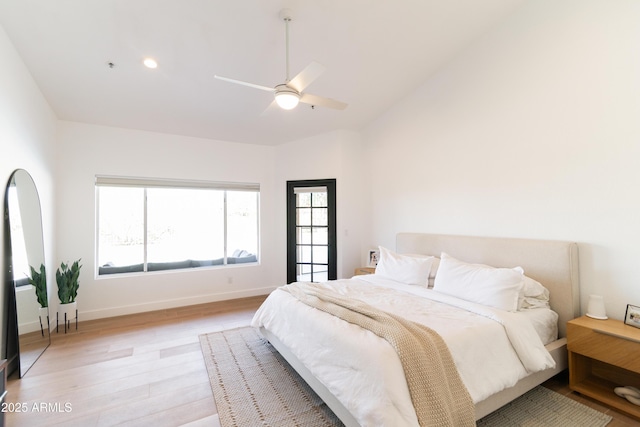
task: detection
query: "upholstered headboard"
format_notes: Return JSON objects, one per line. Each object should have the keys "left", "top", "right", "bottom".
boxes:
{"left": 396, "top": 233, "right": 580, "bottom": 338}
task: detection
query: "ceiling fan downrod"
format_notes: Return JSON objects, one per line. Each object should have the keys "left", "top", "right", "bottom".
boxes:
{"left": 280, "top": 9, "right": 293, "bottom": 83}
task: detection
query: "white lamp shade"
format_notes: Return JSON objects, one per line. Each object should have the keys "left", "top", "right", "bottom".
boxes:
{"left": 586, "top": 294, "right": 607, "bottom": 320}
{"left": 275, "top": 91, "right": 300, "bottom": 110}
{"left": 143, "top": 57, "right": 158, "bottom": 69}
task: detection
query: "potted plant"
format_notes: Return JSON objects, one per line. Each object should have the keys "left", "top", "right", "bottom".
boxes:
{"left": 29, "top": 263, "right": 48, "bottom": 308}
{"left": 28, "top": 263, "right": 48, "bottom": 336}
{"left": 56, "top": 259, "right": 81, "bottom": 331}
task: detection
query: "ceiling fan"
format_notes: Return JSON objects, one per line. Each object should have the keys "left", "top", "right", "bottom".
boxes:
{"left": 214, "top": 9, "right": 347, "bottom": 111}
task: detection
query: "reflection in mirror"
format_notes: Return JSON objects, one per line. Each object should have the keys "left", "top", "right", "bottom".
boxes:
{"left": 5, "top": 169, "right": 49, "bottom": 377}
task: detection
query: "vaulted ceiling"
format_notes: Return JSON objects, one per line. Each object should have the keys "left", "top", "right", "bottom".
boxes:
{"left": 0, "top": 0, "right": 526, "bottom": 145}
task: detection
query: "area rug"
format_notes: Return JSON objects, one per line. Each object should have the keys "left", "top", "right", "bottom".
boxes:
{"left": 199, "top": 326, "right": 344, "bottom": 426}
{"left": 476, "top": 385, "right": 612, "bottom": 426}
{"left": 200, "top": 327, "right": 612, "bottom": 427}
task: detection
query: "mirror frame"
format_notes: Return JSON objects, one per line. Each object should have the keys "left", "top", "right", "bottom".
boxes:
{"left": 4, "top": 169, "right": 50, "bottom": 378}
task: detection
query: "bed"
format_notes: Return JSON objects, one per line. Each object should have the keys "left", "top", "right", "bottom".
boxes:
{"left": 252, "top": 233, "right": 580, "bottom": 426}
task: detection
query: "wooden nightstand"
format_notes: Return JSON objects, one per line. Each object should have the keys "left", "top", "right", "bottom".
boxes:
{"left": 354, "top": 267, "right": 375, "bottom": 276}
{"left": 567, "top": 316, "right": 640, "bottom": 420}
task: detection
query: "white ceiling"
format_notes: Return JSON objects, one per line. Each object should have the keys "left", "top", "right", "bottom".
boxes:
{"left": 0, "top": 0, "right": 526, "bottom": 145}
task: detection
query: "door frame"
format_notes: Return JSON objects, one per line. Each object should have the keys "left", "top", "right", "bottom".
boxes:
{"left": 286, "top": 179, "right": 337, "bottom": 283}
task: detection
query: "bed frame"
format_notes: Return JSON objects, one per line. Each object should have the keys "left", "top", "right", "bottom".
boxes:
{"left": 262, "top": 233, "right": 580, "bottom": 425}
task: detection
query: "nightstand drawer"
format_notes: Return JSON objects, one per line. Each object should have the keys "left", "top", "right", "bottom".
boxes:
{"left": 354, "top": 267, "right": 375, "bottom": 276}
{"left": 568, "top": 321, "right": 640, "bottom": 374}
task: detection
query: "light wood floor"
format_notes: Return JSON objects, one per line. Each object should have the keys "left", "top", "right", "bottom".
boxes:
{"left": 5, "top": 295, "right": 639, "bottom": 426}
{"left": 6, "top": 295, "right": 267, "bottom": 427}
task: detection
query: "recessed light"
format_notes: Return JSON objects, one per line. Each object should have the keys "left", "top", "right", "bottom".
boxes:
{"left": 143, "top": 58, "right": 158, "bottom": 69}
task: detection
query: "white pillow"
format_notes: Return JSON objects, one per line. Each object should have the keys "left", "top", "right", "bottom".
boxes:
{"left": 405, "top": 254, "right": 440, "bottom": 279}
{"left": 433, "top": 253, "right": 524, "bottom": 312}
{"left": 519, "top": 276, "right": 551, "bottom": 309}
{"left": 374, "top": 246, "right": 434, "bottom": 286}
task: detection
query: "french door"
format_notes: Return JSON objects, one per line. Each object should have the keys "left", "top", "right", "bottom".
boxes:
{"left": 286, "top": 179, "right": 337, "bottom": 283}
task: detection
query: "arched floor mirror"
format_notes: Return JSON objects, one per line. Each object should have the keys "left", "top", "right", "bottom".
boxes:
{"left": 5, "top": 169, "right": 50, "bottom": 377}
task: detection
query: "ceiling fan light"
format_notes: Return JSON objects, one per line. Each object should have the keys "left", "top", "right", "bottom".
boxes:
{"left": 275, "top": 86, "right": 300, "bottom": 110}
{"left": 143, "top": 57, "right": 158, "bottom": 69}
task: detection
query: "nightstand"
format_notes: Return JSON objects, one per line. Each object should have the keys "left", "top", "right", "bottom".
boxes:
{"left": 567, "top": 316, "right": 640, "bottom": 420}
{"left": 354, "top": 267, "right": 375, "bottom": 276}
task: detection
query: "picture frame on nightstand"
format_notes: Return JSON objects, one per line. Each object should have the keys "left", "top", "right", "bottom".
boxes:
{"left": 367, "top": 249, "right": 379, "bottom": 267}
{"left": 624, "top": 304, "right": 640, "bottom": 328}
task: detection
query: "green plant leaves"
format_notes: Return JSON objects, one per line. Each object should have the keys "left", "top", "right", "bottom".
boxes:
{"left": 56, "top": 259, "right": 82, "bottom": 304}
{"left": 29, "top": 263, "right": 48, "bottom": 308}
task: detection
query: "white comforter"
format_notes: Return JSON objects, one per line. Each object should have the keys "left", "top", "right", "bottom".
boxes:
{"left": 251, "top": 275, "right": 557, "bottom": 427}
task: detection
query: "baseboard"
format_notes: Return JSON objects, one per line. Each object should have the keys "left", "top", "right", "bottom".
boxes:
{"left": 75, "top": 286, "right": 277, "bottom": 322}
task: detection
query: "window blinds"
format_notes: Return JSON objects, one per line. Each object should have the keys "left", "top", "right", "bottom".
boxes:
{"left": 95, "top": 175, "right": 259, "bottom": 192}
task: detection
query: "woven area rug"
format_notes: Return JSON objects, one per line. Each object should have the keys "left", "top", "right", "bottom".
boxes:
{"left": 200, "top": 327, "right": 612, "bottom": 427}
{"left": 477, "top": 386, "right": 612, "bottom": 426}
{"left": 199, "top": 326, "right": 344, "bottom": 426}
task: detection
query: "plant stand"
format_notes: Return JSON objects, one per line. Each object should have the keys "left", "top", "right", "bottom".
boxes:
{"left": 38, "top": 307, "right": 49, "bottom": 337}
{"left": 56, "top": 310, "right": 78, "bottom": 333}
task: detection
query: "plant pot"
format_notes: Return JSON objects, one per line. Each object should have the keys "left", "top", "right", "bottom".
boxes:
{"left": 59, "top": 301, "right": 77, "bottom": 321}
{"left": 38, "top": 306, "right": 49, "bottom": 319}
{"left": 58, "top": 301, "right": 77, "bottom": 334}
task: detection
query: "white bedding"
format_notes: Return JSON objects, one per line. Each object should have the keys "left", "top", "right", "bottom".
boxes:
{"left": 251, "top": 275, "right": 558, "bottom": 427}
{"left": 519, "top": 304, "right": 559, "bottom": 346}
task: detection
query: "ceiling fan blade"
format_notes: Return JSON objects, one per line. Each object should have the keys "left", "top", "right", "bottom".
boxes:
{"left": 214, "top": 75, "right": 274, "bottom": 92}
{"left": 288, "top": 62, "right": 326, "bottom": 93}
{"left": 300, "top": 93, "right": 348, "bottom": 110}
{"left": 260, "top": 99, "right": 278, "bottom": 116}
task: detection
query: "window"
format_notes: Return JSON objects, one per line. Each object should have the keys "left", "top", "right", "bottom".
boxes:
{"left": 96, "top": 176, "right": 259, "bottom": 276}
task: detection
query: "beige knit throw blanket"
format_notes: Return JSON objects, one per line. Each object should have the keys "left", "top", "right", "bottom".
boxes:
{"left": 281, "top": 282, "right": 475, "bottom": 427}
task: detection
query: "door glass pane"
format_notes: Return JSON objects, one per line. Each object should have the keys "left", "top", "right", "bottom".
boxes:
{"left": 312, "top": 208, "right": 328, "bottom": 226}
{"left": 312, "top": 245, "right": 328, "bottom": 264}
{"left": 312, "top": 227, "right": 328, "bottom": 245}
{"left": 312, "top": 192, "right": 328, "bottom": 207}
{"left": 98, "top": 187, "right": 144, "bottom": 268}
{"left": 297, "top": 246, "right": 311, "bottom": 263}
{"left": 299, "top": 264, "right": 312, "bottom": 274}
{"left": 297, "top": 227, "right": 311, "bottom": 244}
{"left": 297, "top": 193, "right": 311, "bottom": 207}
{"left": 297, "top": 208, "right": 312, "bottom": 226}
{"left": 312, "top": 264, "right": 328, "bottom": 282}
{"left": 297, "top": 264, "right": 312, "bottom": 282}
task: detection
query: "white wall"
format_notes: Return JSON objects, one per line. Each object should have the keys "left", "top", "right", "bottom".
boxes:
{"left": 54, "top": 123, "right": 369, "bottom": 321}
{"left": 0, "top": 24, "right": 57, "bottom": 353}
{"left": 363, "top": 0, "right": 640, "bottom": 320}
{"left": 274, "top": 130, "right": 367, "bottom": 280}
{"left": 56, "top": 121, "right": 279, "bottom": 320}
